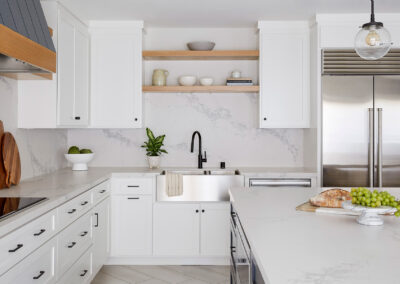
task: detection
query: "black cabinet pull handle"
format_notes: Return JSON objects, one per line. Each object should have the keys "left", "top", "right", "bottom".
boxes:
{"left": 75, "top": 116, "right": 81, "bottom": 120}
{"left": 94, "top": 213, "right": 99, "bottom": 227}
{"left": 127, "top": 185, "right": 139, "bottom": 188}
{"left": 68, "top": 209, "right": 76, "bottom": 214}
{"left": 68, "top": 242, "right": 77, "bottom": 248}
{"left": 33, "top": 271, "right": 45, "bottom": 280}
{"left": 80, "top": 231, "right": 88, "bottom": 237}
{"left": 231, "top": 246, "right": 236, "bottom": 253}
{"left": 202, "top": 209, "right": 205, "bottom": 213}
{"left": 195, "top": 210, "right": 199, "bottom": 213}
{"left": 80, "top": 270, "right": 88, "bottom": 277}
{"left": 81, "top": 201, "right": 88, "bottom": 206}
{"left": 127, "top": 197, "right": 139, "bottom": 200}
{"left": 8, "top": 244, "right": 23, "bottom": 253}
{"left": 264, "top": 117, "right": 267, "bottom": 121}
{"left": 33, "top": 229, "right": 46, "bottom": 236}
{"left": 99, "top": 189, "right": 106, "bottom": 193}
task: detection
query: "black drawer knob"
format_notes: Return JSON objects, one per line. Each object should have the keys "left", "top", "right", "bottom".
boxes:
{"left": 33, "top": 229, "right": 46, "bottom": 236}
{"left": 33, "top": 271, "right": 45, "bottom": 280}
{"left": 8, "top": 244, "right": 23, "bottom": 253}
{"left": 68, "top": 242, "right": 77, "bottom": 248}
{"left": 68, "top": 209, "right": 76, "bottom": 214}
{"left": 80, "top": 270, "right": 88, "bottom": 277}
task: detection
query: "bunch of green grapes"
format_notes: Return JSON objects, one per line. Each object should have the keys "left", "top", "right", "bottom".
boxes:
{"left": 350, "top": 187, "right": 400, "bottom": 217}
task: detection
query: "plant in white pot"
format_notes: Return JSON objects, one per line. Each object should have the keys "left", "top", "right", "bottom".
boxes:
{"left": 141, "top": 128, "right": 167, "bottom": 169}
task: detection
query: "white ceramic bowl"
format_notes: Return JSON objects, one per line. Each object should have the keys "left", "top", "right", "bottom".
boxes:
{"left": 65, "top": 153, "right": 95, "bottom": 171}
{"left": 178, "top": 75, "right": 197, "bottom": 86}
{"left": 199, "top": 77, "right": 214, "bottom": 86}
{"left": 187, "top": 41, "right": 215, "bottom": 51}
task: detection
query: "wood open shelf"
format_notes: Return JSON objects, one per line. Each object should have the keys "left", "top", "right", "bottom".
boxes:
{"left": 143, "top": 85, "right": 259, "bottom": 93}
{"left": 143, "top": 50, "right": 259, "bottom": 60}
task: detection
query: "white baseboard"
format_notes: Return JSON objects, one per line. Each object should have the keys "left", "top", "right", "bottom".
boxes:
{"left": 106, "top": 256, "right": 229, "bottom": 265}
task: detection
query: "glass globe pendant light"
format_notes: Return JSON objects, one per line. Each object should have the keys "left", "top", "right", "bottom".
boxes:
{"left": 355, "top": 0, "right": 392, "bottom": 60}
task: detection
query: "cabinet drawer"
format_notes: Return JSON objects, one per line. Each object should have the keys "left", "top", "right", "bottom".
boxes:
{"left": 0, "top": 209, "right": 56, "bottom": 275}
{"left": 58, "top": 247, "right": 92, "bottom": 284}
{"left": 58, "top": 190, "right": 92, "bottom": 229}
{"left": 92, "top": 180, "right": 110, "bottom": 204}
{"left": 114, "top": 178, "right": 153, "bottom": 195}
{"left": 0, "top": 238, "right": 57, "bottom": 284}
{"left": 58, "top": 212, "right": 92, "bottom": 277}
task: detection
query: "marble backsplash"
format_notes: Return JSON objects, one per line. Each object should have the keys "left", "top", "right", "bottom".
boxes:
{"left": 68, "top": 92, "right": 304, "bottom": 168}
{"left": 0, "top": 77, "right": 67, "bottom": 180}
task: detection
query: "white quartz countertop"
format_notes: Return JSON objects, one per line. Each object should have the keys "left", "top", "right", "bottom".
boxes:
{"left": 0, "top": 166, "right": 316, "bottom": 238}
{"left": 229, "top": 187, "right": 400, "bottom": 284}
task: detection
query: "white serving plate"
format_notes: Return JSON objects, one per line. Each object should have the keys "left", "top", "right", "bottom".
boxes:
{"left": 342, "top": 200, "right": 397, "bottom": 226}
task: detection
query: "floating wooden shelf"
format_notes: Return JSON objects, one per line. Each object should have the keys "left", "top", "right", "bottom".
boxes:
{"left": 143, "top": 85, "right": 260, "bottom": 93}
{"left": 143, "top": 50, "right": 259, "bottom": 60}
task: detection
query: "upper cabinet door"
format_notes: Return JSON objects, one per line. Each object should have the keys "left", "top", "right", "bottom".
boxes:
{"left": 74, "top": 27, "right": 90, "bottom": 125}
{"left": 57, "top": 11, "right": 75, "bottom": 126}
{"left": 57, "top": 8, "right": 89, "bottom": 127}
{"left": 90, "top": 23, "right": 143, "bottom": 128}
{"left": 259, "top": 22, "right": 310, "bottom": 128}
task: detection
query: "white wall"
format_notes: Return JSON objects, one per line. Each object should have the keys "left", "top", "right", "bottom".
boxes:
{"left": 68, "top": 28, "right": 305, "bottom": 168}
{"left": 0, "top": 77, "right": 67, "bottom": 180}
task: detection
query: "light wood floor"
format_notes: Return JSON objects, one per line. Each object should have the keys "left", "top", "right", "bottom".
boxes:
{"left": 91, "top": 265, "right": 230, "bottom": 284}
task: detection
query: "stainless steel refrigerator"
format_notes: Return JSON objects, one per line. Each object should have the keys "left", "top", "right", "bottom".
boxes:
{"left": 322, "top": 75, "right": 400, "bottom": 188}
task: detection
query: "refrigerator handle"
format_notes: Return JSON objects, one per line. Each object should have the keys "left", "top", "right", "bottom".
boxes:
{"left": 369, "top": 108, "right": 374, "bottom": 189}
{"left": 378, "top": 108, "right": 383, "bottom": 188}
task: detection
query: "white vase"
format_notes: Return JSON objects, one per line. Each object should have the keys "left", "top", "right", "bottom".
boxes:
{"left": 147, "top": 156, "right": 160, "bottom": 169}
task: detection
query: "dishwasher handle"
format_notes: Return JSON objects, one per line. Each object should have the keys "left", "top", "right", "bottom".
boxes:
{"left": 249, "top": 179, "right": 312, "bottom": 187}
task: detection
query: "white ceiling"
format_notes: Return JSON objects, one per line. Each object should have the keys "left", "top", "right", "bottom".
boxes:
{"left": 58, "top": 0, "right": 400, "bottom": 27}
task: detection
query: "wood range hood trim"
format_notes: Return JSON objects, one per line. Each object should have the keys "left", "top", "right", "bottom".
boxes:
{"left": 0, "top": 24, "right": 56, "bottom": 79}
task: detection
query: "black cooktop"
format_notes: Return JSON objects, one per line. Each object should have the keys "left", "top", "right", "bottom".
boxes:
{"left": 0, "top": 197, "right": 47, "bottom": 221}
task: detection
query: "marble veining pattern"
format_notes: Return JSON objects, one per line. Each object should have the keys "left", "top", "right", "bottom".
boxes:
{"left": 0, "top": 77, "right": 68, "bottom": 180}
{"left": 92, "top": 265, "right": 229, "bottom": 284}
{"left": 68, "top": 93, "right": 303, "bottom": 168}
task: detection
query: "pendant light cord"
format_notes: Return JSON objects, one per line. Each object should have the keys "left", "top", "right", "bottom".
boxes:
{"left": 370, "top": 0, "right": 375, "bottom": 22}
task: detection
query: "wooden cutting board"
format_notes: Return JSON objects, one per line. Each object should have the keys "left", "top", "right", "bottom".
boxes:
{"left": 2, "top": 132, "right": 21, "bottom": 188}
{"left": 0, "top": 121, "right": 7, "bottom": 189}
{"left": 297, "top": 201, "right": 364, "bottom": 216}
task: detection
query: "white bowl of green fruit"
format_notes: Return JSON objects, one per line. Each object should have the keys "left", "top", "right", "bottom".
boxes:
{"left": 65, "top": 146, "right": 94, "bottom": 171}
{"left": 343, "top": 187, "right": 399, "bottom": 226}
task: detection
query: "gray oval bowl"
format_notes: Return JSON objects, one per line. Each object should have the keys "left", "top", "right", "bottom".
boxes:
{"left": 187, "top": 41, "right": 216, "bottom": 51}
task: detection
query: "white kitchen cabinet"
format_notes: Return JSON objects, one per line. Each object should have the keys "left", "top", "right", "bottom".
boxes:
{"left": 153, "top": 203, "right": 200, "bottom": 256}
{"left": 200, "top": 203, "right": 230, "bottom": 256}
{"left": 17, "top": 2, "right": 89, "bottom": 128}
{"left": 0, "top": 238, "right": 57, "bottom": 284}
{"left": 57, "top": 8, "right": 90, "bottom": 127}
{"left": 90, "top": 22, "right": 143, "bottom": 128}
{"left": 111, "top": 195, "right": 152, "bottom": 256}
{"left": 92, "top": 197, "right": 110, "bottom": 275}
{"left": 258, "top": 21, "right": 310, "bottom": 128}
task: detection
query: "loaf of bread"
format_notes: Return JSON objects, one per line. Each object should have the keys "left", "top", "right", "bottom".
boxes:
{"left": 310, "top": 189, "right": 352, "bottom": 208}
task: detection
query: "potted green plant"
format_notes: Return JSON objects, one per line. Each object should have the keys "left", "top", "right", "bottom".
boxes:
{"left": 141, "top": 128, "right": 168, "bottom": 168}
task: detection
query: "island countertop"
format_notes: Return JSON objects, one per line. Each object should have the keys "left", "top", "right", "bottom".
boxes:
{"left": 229, "top": 187, "right": 400, "bottom": 284}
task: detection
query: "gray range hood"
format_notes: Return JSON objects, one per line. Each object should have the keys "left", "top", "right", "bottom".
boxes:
{"left": 0, "top": 0, "right": 56, "bottom": 77}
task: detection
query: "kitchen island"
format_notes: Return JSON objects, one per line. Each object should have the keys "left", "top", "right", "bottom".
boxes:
{"left": 230, "top": 187, "right": 400, "bottom": 284}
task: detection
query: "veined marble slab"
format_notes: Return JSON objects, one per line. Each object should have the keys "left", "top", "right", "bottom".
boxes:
{"left": 229, "top": 187, "right": 400, "bottom": 284}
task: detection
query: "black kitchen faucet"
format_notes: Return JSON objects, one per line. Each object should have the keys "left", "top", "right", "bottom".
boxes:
{"left": 190, "top": 131, "right": 207, "bottom": 169}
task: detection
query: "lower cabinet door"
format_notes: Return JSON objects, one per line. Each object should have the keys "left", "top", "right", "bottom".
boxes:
{"left": 200, "top": 203, "right": 230, "bottom": 256}
{"left": 58, "top": 247, "right": 92, "bottom": 284}
{"left": 111, "top": 195, "right": 152, "bottom": 256}
{"left": 153, "top": 203, "right": 200, "bottom": 256}
{"left": 0, "top": 238, "right": 57, "bottom": 284}
{"left": 92, "top": 197, "right": 110, "bottom": 275}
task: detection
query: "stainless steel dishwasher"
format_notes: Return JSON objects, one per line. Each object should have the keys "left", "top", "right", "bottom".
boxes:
{"left": 248, "top": 178, "right": 313, "bottom": 188}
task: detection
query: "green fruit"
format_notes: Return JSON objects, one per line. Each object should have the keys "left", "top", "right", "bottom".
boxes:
{"left": 68, "top": 146, "right": 80, "bottom": 154}
{"left": 80, "top": 149, "right": 93, "bottom": 154}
